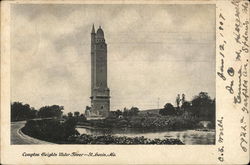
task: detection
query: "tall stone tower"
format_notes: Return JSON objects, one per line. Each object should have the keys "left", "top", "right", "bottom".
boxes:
{"left": 90, "top": 24, "right": 110, "bottom": 117}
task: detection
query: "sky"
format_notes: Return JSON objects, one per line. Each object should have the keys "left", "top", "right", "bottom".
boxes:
{"left": 11, "top": 4, "right": 215, "bottom": 114}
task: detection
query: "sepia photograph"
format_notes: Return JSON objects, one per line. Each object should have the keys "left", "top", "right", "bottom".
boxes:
{"left": 10, "top": 3, "right": 216, "bottom": 145}
{"left": 1, "top": 0, "right": 249, "bottom": 164}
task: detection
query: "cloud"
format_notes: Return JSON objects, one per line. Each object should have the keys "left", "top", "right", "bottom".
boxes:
{"left": 11, "top": 4, "right": 215, "bottom": 113}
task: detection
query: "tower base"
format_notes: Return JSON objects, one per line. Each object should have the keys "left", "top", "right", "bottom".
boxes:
{"left": 85, "top": 96, "right": 110, "bottom": 118}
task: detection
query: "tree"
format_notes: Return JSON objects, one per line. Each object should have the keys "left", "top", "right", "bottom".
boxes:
{"left": 11, "top": 102, "right": 37, "bottom": 121}
{"left": 208, "top": 99, "right": 216, "bottom": 121}
{"left": 129, "top": 107, "right": 139, "bottom": 116}
{"left": 122, "top": 107, "right": 139, "bottom": 117}
{"left": 37, "top": 105, "right": 63, "bottom": 118}
{"left": 181, "top": 101, "right": 191, "bottom": 111}
{"left": 159, "top": 103, "right": 176, "bottom": 116}
{"left": 74, "top": 111, "right": 80, "bottom": 117}
{"left": 109, "top": 109, "right": 123, "bottom": 118}
{"left": 123, "top": 107, "right": 129, "bottom": 117}
{"left": 191, "top": 92, "right": 215, "bottom": 120}
{"left": 68, "top": 112, "right": 73, "bottom": 118}
{"left": 176, "top": 94, "right": 181, "bottom": 107}
{"left": 191, "top": 92, "right": 212, "bottom": 107}
{"left": 115, "top": 109, "right": 123, "bottom": 116}
{"left": 181, "top": 94, "right": 186, "bottom": 104}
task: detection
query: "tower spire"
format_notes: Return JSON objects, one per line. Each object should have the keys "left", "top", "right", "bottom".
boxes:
{"left": 91, "top": 24, "right": 95, "bottom": 33}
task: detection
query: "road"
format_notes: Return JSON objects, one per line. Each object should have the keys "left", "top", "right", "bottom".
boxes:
{"left": 11, "top": 121, "right": 54, "bottom": 145}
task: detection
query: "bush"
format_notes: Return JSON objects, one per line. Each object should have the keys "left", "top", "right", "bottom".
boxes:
{"left": 63, "top": 118, "right": 79, "bottom": 139}
{"left": 68, "top": 134, "right": 184, "bottom": 144}
{"left": 84, "top": 114, "right": 199, "bottom": 131}
{"left": 22, "top": 118, "right": 79, "bottom": 143}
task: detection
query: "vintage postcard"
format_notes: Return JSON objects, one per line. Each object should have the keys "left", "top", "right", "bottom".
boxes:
{"left": 1, "top": 0, "right": 249, "bottom": 164}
